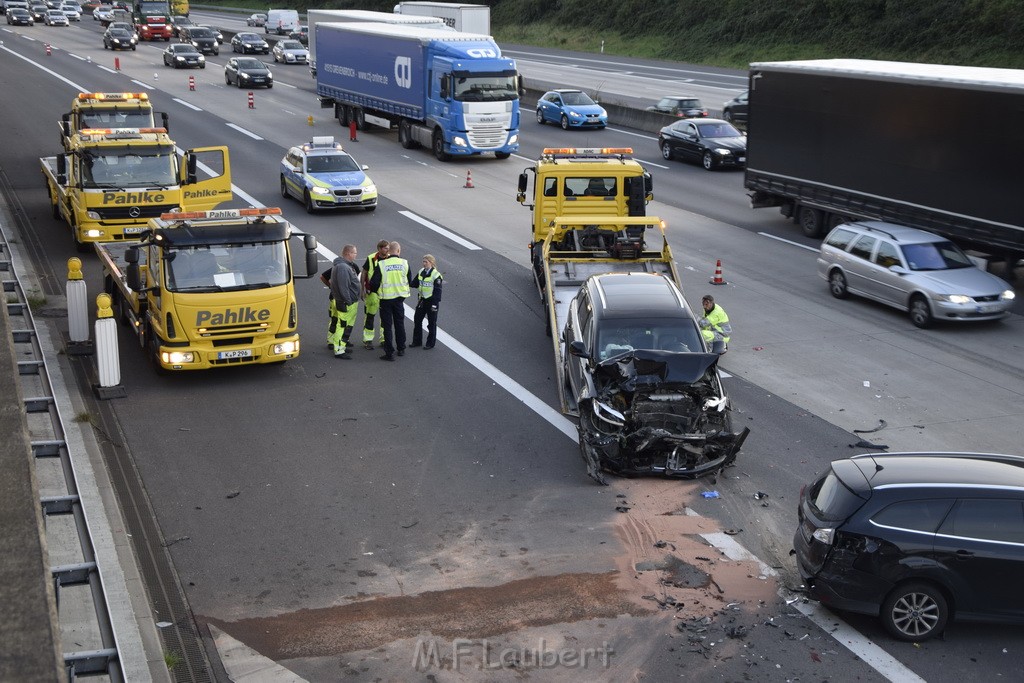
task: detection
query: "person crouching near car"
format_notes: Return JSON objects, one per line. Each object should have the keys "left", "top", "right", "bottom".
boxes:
{"left": 699, "top": 294, "right": 731, "bottom": 353}
{"left": 409, "top": 254, "right": 442, "bottom": 350}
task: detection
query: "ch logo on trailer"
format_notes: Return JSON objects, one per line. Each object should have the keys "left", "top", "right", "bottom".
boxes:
{"left": 394, "top": 57, "right": 412, "bottom": 89}
{"left": 466, "top": 48, "right": 497, "bottom": 58}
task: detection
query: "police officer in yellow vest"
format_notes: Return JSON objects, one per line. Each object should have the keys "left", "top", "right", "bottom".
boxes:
{"left": 699, "top": 294, "right": 731, "bottom": 353}
{"left": 369, "top": 241, "right": 411, "bottom": 361}
{"left": 409, "top": 254, "right": 443, "bottom": 350}
{"left": 360, "top": 240, "right": 389, "bottom": 349}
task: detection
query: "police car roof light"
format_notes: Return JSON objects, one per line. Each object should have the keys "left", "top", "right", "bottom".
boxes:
{"left": 305, "top": 136, "right": 342, "bottom": 151}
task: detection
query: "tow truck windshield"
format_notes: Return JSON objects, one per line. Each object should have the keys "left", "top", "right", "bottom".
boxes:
{"left": 81, "top": 147, "right": 176, "bottom": 188}
{"left": 79, "top": 110, "right": 155, "bottom": 129}
{"left": 166, "top": 242, "right": 288, "bottom": 292}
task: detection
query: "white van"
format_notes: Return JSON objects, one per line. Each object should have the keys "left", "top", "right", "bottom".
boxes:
{"left": 265, "top": 8, "right": 299, "bottom": 35}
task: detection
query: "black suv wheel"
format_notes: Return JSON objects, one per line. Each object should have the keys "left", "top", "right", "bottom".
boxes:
{"left": 881, "top": 582, "right": 949, "bottom": 641}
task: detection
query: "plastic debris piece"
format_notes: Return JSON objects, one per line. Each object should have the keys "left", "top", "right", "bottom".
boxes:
{"left": 863, "top": 380, "right": 871, "bottom": 387}
{"left": 724, "top": 528, "right": 742, "bottom": 535}
{"left": 701, "top": 491, "right": 721, "bottom": 499}
{"left": 853, "top": 440, "right": 889, "bottom": 450}
{"left": 753, "top": 491, "right": 768, "bottom": 500}
{"left": 854, "top": 419, "right": 887, "bottom": 434}
{"left": 615, "top": 505, "right": 631, "bottom": 513}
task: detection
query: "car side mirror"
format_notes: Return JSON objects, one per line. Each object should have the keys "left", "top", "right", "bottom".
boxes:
{"left": 568, "top": 340, "right": 588, "bottom": 358}
{"left": 889, "top": 265, "right": 908, "bottom": 275}
{"left": 361, "top": 165, "right": 369, "bottom": 171}
{"left": 711, "top": 340, "right": 727, "bottom": 355}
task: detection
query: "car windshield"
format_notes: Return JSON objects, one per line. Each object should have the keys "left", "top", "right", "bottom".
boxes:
{"left": 166, "top": 243, "right": 289, "bottom": 293}
{"left": 280, "top": 41, "right": 303, "bottom": 50}
{"left": 239, "top": 33, "right": 260, "bottom": 41}
{"left": 697, "top": 122, "right": 742, "bottom": 138}
{"left": 560, "top": 91, "right": 596, "bottom": 106}
{"left": 597, "top": 319, "right": 703, "bottom": 360}
{"left": 453, "top": 73, "right": 519, "bottom": 102}
{"left": 236, "top": 58, "right": 265, "bottom": 69}
{"left": 677, "top": 99, "right": 701, "bottom": 108}
{"left": 900, "top": 241, "right": 974, "bottom": 271}
{"left": 107, "top": 29, "right": 130, "bottom": 37}
{"left": 80, "top": 146, "right": 176, "bottom": 188}
{"left": 189, "top": 28, "right": 213, "bottom": 37}
{"left": 305, "top": 154, "right": 358, "bottom": 173}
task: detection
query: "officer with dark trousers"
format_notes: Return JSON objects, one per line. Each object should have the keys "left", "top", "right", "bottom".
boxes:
{"left": 369, "top": 241, "right": 410, "bottom": 361}
{"left": 409, "top": 254, "right": 442, "bottom": 350}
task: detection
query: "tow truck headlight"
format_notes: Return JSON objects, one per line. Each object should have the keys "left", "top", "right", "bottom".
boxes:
{"left": 273, "top": 341, "right": 297, "bottom": 355}
{"left": 452, "top": 136, "right": 467, "bottom": 148}
{"left": 84, "top": 229, "right": 103, "bottom": 238}
{"left": 162, "top": 351, "right": 194, "bottom": 364}
{"left": 86, "top": 210, "right": 101, "bottom": 220}
{"left": 310, "top": 186, "right": 330, "bottom": 195}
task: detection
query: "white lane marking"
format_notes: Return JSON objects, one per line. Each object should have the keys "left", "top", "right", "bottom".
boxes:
{"left": 130, "top": 79, "right": 154, "bottom": 90}
{"left": 69, "top": 53, "right": 86, "bottom": 61}
{"left": 97, "top": 66, "right": 117, "bottom": 74}
{"left": 173, "top": 98, "right": 203, "bottom": 111}
{"left": 399, "top": 210, "right": 482, "bottom": 250}
{"left": 758, "top": 232, "right": 819, "bottom": 252}
{"left": 274, "top": 81, "right": 296, "bottom": 89}
{"left": 225, "top": 123, "right": 263, "bottom": 140}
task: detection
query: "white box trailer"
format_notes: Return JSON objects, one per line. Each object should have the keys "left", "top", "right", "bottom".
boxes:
{"left": 393, "top": 2, "right": 490, "bottom": 34}
{"left": 306, "top": 9, "right": 450, "bottom": 76}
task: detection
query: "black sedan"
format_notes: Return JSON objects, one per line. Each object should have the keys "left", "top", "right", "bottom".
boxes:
{"left": 102, "top": 26, "right": 136, "bottom": 50}
{"left": 722, "top": 91, "right": 748, "bottom": 125}
{"left": 30, "top": 4, "right": 49, "bottom": 21}
{"left": 180, "top": 26, "right": 219, "bottom": 55}
{"left": 162, "top": 43, "right": 205, "bottom": 69}
{"left": 224, "top": 57, "right": 273, "bottom": 89}
{"left": 658, "top": 118, "right": 746, "bottom": 171}
{"left": 230, "top": 32, "right": 269, "bottom": 54}
{"left": 7, "top": 7, "right": 34, "bottom": 24}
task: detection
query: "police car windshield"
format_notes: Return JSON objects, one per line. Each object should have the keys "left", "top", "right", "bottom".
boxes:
{"left": 305, "top": 154, "right": 358, "bottom": 173}
{"left": 453, "top": 74, "right": 518, "bottom": 102}
{"left": 80, "top": 147, "right": 176, "bottom": 188}
{"left": 166, "top": 243, "right": 288, "bottom": 292}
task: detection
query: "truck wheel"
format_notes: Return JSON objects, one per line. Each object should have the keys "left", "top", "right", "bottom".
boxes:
{"left": 49, "top": 191, "right": 60, "bottom": 220}
{"left": 798, "top": 206, "right": 825, "bottom": 238}
{"left": 560, "top": 115, "right": 570, "bottom": 130}
{"left": 828, "top": 270, "right": 848, "bottom": 299}
{"left": 398, "top": 120, "right": 416, "bottom": 149}
{"left": 536, "top": 109, "right": 544, "bottom": 125}
{"left": 702, "top": 151, "right": 717, "bottom": 171}
{"left": 147, "top": 325, "right": 169, "bottom": 376}
{"left": 432, "top": 131, "right": 451, "bottom": 162}
{"left": 336, "top": 104, "right": 349, "bottom": 127}
{"left": 661, "top": 141, "right": 673, "bottom": 161}
{"left": 909, "top": 295, "right": 934, "bottom": 329}
{"left": 826, "top": 212, "right": 850, "bottom": 231}
{"left": 353, "top": 108, "right": 365, "bottom": 130}
{"left": 280, "top": 175, "right": 289, "bottom": 199}
{"left": 495, "top": 152, "right": 510, "bottom": 160}
{"left": 304, "top": 190, "right": 317, "bottom": 214}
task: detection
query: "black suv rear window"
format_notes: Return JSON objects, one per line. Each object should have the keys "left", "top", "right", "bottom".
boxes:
{"left": 809, "top": 471, "right": 864, "bottom": 521}
{"left": 872, "top": 499, "right": 953, "bottom": 533}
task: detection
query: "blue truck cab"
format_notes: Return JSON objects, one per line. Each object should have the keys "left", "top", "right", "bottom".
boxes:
{"left": 280, "top": 136, "right": 378, "bottom": 213}
{"left": 315, "top": 22, "right": 521, "bottom": 161}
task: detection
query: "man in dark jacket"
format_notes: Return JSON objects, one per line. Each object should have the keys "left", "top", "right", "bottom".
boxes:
{"left": 409, "top": 254, "right": 442, "bottom": 350}
{"left": 328, "top": 244, "right": 361, "bottom": 358}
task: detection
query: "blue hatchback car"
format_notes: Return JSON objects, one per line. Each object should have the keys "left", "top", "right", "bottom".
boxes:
{"left": 536, "top": 89, "right": 607, "bottom": 130}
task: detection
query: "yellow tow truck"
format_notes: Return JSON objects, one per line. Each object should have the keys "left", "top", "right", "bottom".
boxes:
{"left": 41, "top": 127, "right": 231, "bottom": 251}
{"left": 60, "top": 92, "right": 168, "bottom": 151}
{"left": 96, "top": 208, "right": 320, "bottom": 371}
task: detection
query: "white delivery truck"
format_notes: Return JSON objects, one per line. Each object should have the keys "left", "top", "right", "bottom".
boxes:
{"left": 393, "top": 2, "right": 490, "bottom": 34}
{"left": 265, "top": 8, "right": 299, "bottom": 35}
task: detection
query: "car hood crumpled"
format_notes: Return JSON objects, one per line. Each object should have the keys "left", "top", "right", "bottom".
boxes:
{"left": 593, "top": 349, "right": 720, "bottom": 391}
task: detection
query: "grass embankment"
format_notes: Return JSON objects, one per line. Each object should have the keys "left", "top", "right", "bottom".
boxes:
{"left": 203, "top": 0, "right": 1024, "bottom": 69}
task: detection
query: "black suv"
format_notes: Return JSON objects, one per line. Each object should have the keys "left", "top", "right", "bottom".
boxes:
{"left": 180, "top": 26, "right": 219, "bottom": 55}
{"left": 794, "top": 452, "right": 1024, "bottom": 641}
{"left": 563, "top": 272, "right": 747, "bottom": 482}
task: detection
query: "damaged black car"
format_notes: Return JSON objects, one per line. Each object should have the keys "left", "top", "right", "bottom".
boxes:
{"left": 561, "top": 273, "right": 749, "bottom": 484}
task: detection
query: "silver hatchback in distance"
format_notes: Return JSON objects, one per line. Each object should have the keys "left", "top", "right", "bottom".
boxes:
{"left": 817, "top": 221, "right": 1015, "bottom": 328}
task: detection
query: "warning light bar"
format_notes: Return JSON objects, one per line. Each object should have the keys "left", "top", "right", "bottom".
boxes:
{"left": 160, "top": 208, "right": 283, "bottom": 221}
{"left": 77, "top": 92, "right": 150, "bottom": 102}
{"left": 542, "top": 147, "right": 634, "bottom": 156}
{"left": 78, "top": 127, "right": 167, "bottom": 136}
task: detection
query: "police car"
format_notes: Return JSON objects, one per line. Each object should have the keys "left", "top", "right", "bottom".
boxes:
{"left": 280, "top": 137, "right": 378, "bottom": 213}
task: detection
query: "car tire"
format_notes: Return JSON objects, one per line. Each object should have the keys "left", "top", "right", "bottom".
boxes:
{"left": 364, "top": 205, "right": 376, "bottom": 212}
{"left": 200, "top": 63, "right": 205, "bottom": 69}
{"left": 225, "top": 73, "right": 231, "bottom": 85}
{"left": 560, "top": 114, "right": 570, "bottom": 130}
{"left": 828, "top": 270, "right": 848, "bottom": 299}
{"left": 661, "top": 141, "right": 673, "bottom": 161}
{"left": 267, "top": 83, "right": 272, "bottom": 89}
{"left": 881, "top": 582, "right": 948, "bottom": 641}
{"left": 536, "top": 108, "right": 544, "bottom": 125}
{"left": 304, "top": 190, "right": 317, "bottom": 214}
{"left": 213, "top": 48, "right": 218, "bottom": 55}
{"left": 798, "top": 206, "right": 825, "bottom": 238}
{"left": 131, "top": 44, "right": 135, "bottom": 51}
{"left": 909, "top": 295, "right": 934, "bottom": 329}
{"left": 702, "top": 151, "right": 717, "bottom": 171}
{"left": 280, "top": 175, "right": 289, "bottom": 199}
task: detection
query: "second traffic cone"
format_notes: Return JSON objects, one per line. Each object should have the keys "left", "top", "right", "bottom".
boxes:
{"left": 709, "top": 259, "right": 727, "bottom": 285}
{"left": 464, "top": 169, "right": 474, "bottom": 189}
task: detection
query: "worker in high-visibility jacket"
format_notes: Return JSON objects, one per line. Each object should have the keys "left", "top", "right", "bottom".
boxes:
{"left": 409, "top": 254, "right": 443, "bottom": 350}
{"left": 369, "top": 241, "right": 410, "bottom": 361}
{"left": 360, "top": 240, "right": 389, "bottom": 349}
{"left": 698, "top": 294, "right": 731, "bottom": 353}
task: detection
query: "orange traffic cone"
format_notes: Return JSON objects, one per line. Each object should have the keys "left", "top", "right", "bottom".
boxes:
{"left": 709, "top": 259, "right": 727, "bottom": 285}
{"left": 464, "top": 169, "right": 474, "bottom": 189}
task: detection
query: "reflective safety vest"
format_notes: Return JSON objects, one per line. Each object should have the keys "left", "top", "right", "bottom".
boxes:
{"left": 702, "top": 304, "right": 732, "bottom": 344}
{"left": 417, "top": 268, "right": 441, "bottom": 300}
{"left": 379, "top": 257, "right": 410, "bottom": 300}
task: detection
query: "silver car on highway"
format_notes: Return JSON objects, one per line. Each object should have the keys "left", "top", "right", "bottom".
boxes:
{"left": 818, "top": 221, "right": 1015, "bottom": 328}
